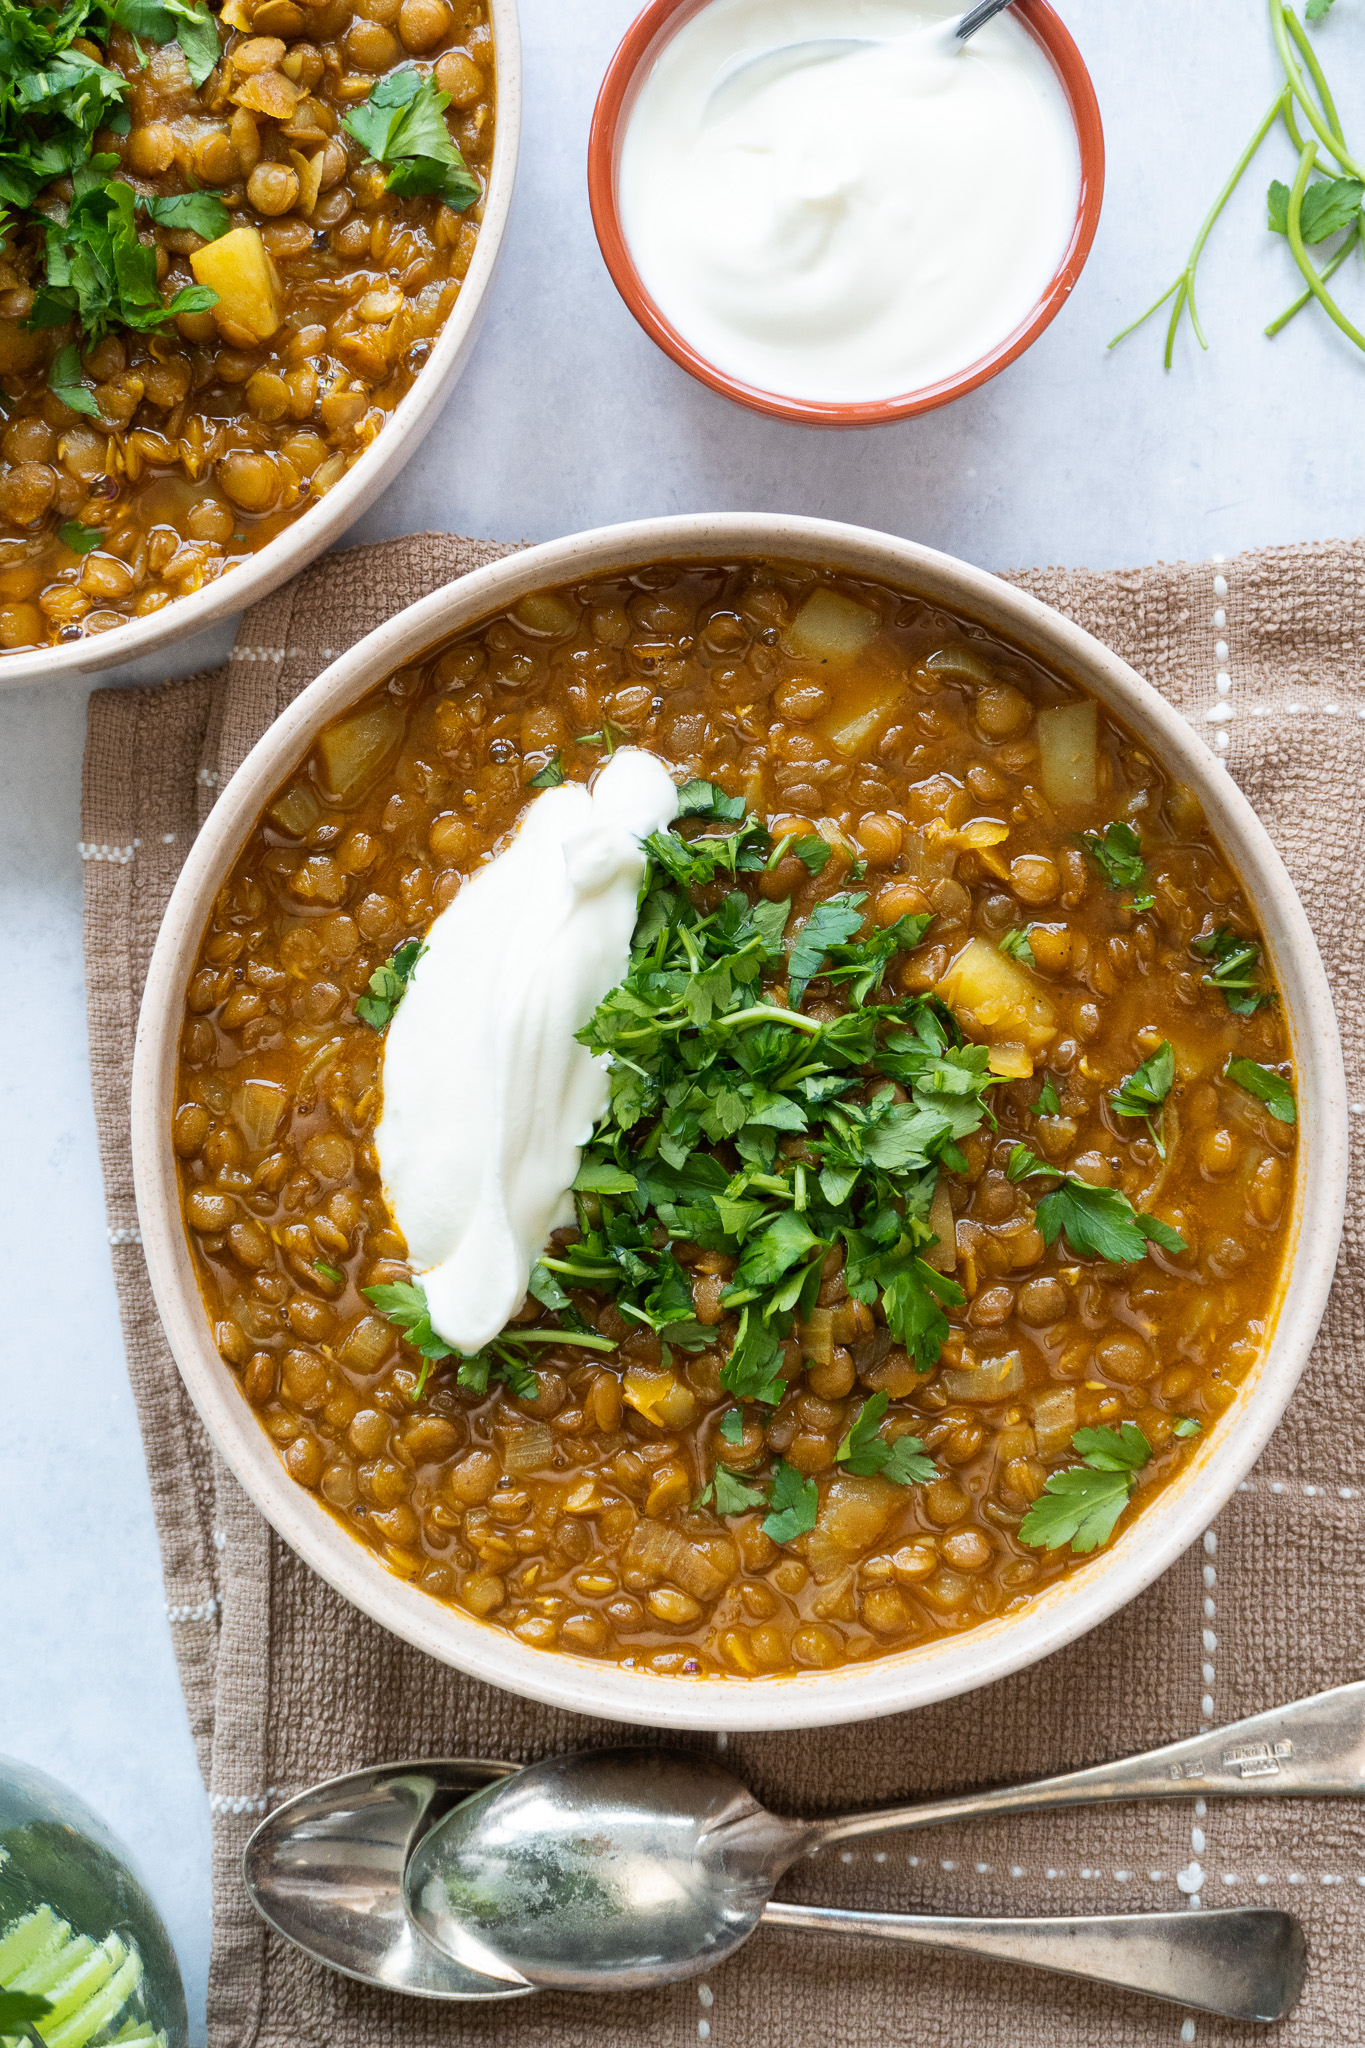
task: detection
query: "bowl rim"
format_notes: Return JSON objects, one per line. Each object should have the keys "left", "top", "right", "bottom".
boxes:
{"left": 132, "top": 511, "right": 1346, "bottom": 1732}
{"left": 0, "top": 0, "right": 523, "bottom": 695}
{"left": 587, "top": 0, "right": 1105, "bottom": 429}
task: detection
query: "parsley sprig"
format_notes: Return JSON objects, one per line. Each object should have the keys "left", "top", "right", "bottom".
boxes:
{"left": 1009, "top": 1156, "right": 1187, "bottom": 1263}
{"left": 342, "top": 65, "right": 480, "bottom": 212}
{"left": 1080, "top": 820, "right": 1153, "bottom": 907}
{"left": 364, "top": 1277, "right": 617, "bottom": 1401}
{"left": 1020, "top": 1423, "right": 1153, "bottom": 1554}
{"left": 1194, "top": 927, "right": 1276, "bottom": 1015}
{"left": 1225, "top": 1055, "right": 1296, "bottom": 1123}
{"left": 1110, "top": 1040, "right": 1175, "bottom": 1156}
{"left": 356, "top": 937, "right": 425, "bottom": 1030}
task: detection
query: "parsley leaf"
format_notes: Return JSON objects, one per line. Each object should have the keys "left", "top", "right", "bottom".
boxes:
{"left": 676, "top": 778, "right": 745, "bottom": 821}
{"left": 761, "top": 1458, "right": 819, "bottom": 1543}
{"left": 1035, "top": 1178, "right": 1186, "bottom": 1262}
{"left": 1081, "top": 819, "right": 1146, "bottom": 891}
{"left": 1173, "top": 1415, "right": 1203, "bottom": 1437}
{"left": 313, "top": 1260, "right": 344, "bottom": 1284}
{"left": 837, "top": 1390, "right": 935, "bottom": 1485}
{"left": 0, "top": 1989, "right": 54, "bottom": 2032}
{"left": 115, "top": 0, "right": 221, "bottom": 84}
{"left": 792, "top": 833, "right": 832, "bottom": 874}
{"left": 719, "top": 1407, "right": 745, "bottom": 1444}
{"left": 720, "top": 1308, "right": 788, "bottom": 1405}
{"left": 48, "top": 340, "right": 100, "bottom": 415}
{"left": 1268, "top": 173, "right": 1362, "bottom": 243}
{"left": 364, "top": 1279, "right": 452, "bottom": 1361}
{"left": 1110, "top": 1040, "right": 1175, "bottom": 1156}
{"left": 1006, "top": 1142, "right": 1043, "bottom": 1183}
{"left": 1193, "top": 927, "right": 1274, "bottom": 1014}
{"left": 697, "top": 1465, "right": 766, "bottom": 1515}
{"left": 356, "top": 936, "right": 425, "bottom": 1029}
{"left": 786, "top": 893, "right": 867, "bottom": 1004}
{"left": 1225, "top": 1056, "right": 1296, "bottom": 1123}
{"left": 1020, "top": 1423, "right": 1152, "bottom": 1554}
{"left": 1306, "top": 0, "right": 1335, "bottom": 16}
{"left": 342, "top": 65, "right": 480, "bottom": 212}
{"left": 998, "top": 926, "right": 1035, "bottom": 966}
{"left": 1035, "top": 1075, "right": 1060, "bottom": 1116}
{"left": 142, "top": 185, "right": 231, "bottom": 241}
{"left": 30, "top": 161, "right": 218, "bottom": 343}
{"left": 59, "top": 517, "right": 103, "bottom": 554}
{"left": 527, "top": 750, "right": 565, "bottom": 789}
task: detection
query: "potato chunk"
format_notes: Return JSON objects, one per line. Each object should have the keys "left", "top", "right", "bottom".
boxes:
{"left": 783, "top": 589, "right": 879, "bottom": 667}
{"left": 935, "top": 936, "right": 1057, "bottom": 1064}
{"left": 316, "top": 701, "right": 405, "bottom": 800}
{"left": 1037, "top": 701, "right": 1097, "bottom": 806}
{"left": 818, "top": 652, "right": 909, "bottom": 758}
{"left": 191, "top": 225, "right": 284, "bottom": 342}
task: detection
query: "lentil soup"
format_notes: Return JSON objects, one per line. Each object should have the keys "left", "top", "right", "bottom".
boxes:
{"left": 173, "top": 560, "right": 1297, "bottom": 1681}
{"left": 0, "top": 0, "right": 496, "bottom": 655}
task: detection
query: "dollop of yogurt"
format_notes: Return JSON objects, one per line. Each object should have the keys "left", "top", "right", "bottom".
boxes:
{"left": 376, "top": 748, "right": 679, "bottom": 1354}
{"left": 618, "top": 0, "right": 1082, "bottom": 405}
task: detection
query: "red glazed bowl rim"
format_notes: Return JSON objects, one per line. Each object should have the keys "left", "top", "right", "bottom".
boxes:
{"left": 588, "top": 0, "right": 1105, "bottom": 428}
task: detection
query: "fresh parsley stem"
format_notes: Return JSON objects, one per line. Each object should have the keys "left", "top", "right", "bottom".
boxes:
{"left": 711, "top": 1003, "right": 823, "bottom": 1037}
{"left": 1265, "top": 218, "right": 1359, "bottom": 333}
{"left": 766, "top": 833, "right": 795, "bottom": 872}
{"left": 1285, "top": 137, "right": 1365, "bottom": 348}
{"left": 1269, "top": 0, "right": 1365, "bottom": 180}
{"left": 538, "top": 1256, "right": 620, "bottom": 1279}
{"left": 492, "top": 1328, "right": 619, "bottom": 1351}
{"left": 1286, "top": 5, "right": 1344, "bottom": 144}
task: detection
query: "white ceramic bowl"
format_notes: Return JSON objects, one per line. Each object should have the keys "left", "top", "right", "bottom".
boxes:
{"left": 0, "top": 0, "right": 521, "bottom": 694}
{"left": 132, "top": 513, "right": 1347, "bottom": 1731}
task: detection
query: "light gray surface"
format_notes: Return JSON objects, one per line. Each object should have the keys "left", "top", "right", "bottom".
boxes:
{"left": 2, "top": 2, "right": 1362, "bottom": 2039}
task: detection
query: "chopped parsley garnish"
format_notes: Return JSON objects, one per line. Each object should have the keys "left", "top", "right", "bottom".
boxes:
{"left": 718, "top": 1407, "right": 745, "bottom": 1444}
{"left": 998, "top": 926, "right": 1035, "bottom": 965}
{"left": 527, "top": 750, "right": 565, "bottom": 789}
{"left": 761, "top": 1459, "right": 819, "bottom": 1543}
{"left": 364, "top": 1277, "right": 616, "bottom": 1401}
{"left": 1006, "top": 1142, "right": 1043, "bottom": 1184}
{"left": 356, "top": 937, "right": 426, "bottom": 1030}
{"left": 791, "top": 834, "right": 832, "bottom": 875}
{"left": 1033, "top": 1176, "right": 1186, "bottom": 1263}
{"left": 1081, "top": 819, "right": 1146, "bottom": 892}
{"left": 1267, "top": 172, "right": 1362, "bottom": 244}
{"left": 48, "top": 342, "right": 99, "bottom": 417}
{"left": 1193, "top": 927, "right": 1275, "bottom": 1015}
{"left": 696, "top": 1465, "right": 766, "bottom": 1516}
{"left": 1034, "top": 1075, "right": 1061, "bottom": 1117}
{"left": 677, "top": 779, "right": 745, "bottom": 822}
{"left": 313, "top": 1260, "right": 344, "bottom": 1285}
{"left": 836, "top": 1391, "right": 936, "bottom": 1485}
{"left": 343, "top": 65, "right": 480, "bottom": 212}
{"left": 1020, "top": 1423, "right": 1152, "bottom": 1554}
{"left": 28, "top": 158, "right": 219, "bottom": 343}
{"left": 113, "top": 0, "right": 220, "bottom": 85}
{"left": 1110, "top": 1040, "right": 1175, "bottom": 1156}
{"left": 58, "top": 517, "right": 103, "bottom": 555}
{"left": 1172, "top": 1415, "right": 1203, "bottom": 1438}
{"left": 0, "top": 1990, "right": 54, "bottom": 2034}
{"left": 141, "top": 185, "right": 232, "bottom": 241}
{"left": 1225, "top": 1056, "right": 1296, "bottom": 1124}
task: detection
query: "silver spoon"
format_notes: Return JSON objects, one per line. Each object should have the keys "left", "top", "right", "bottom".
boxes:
{"left": 407, "top": 1679, "right": 1365, "bottom": 1999}
{"left": 703, "top": 0, "right": 1018, "bottom": 129}
{"left": 247, "top": 1755, "right": 1305, "bottom": 2022}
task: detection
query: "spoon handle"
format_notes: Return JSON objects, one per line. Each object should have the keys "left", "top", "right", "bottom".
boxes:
{"left": 812, "top": 1678, "right": 1365, "bottom": 1848}
{"left": 760, "top": 1902, "right": 1304, "bottom": 2023}
{"left": 956, "top": 0, "right": 1017, "bottom": 40}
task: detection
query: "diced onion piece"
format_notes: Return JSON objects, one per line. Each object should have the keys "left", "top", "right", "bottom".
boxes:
{"left": 935, "top": 936, "right": 1057, "bottom": 1056}
{"left": 1037, "top": 701, "right": 1098, "bottom": 806}
{"left": 926, "top": 645, "right": 996, "bottom": 686}
{"left": 235, "top": 1077, "right": 288, "bottom": 1151}
{"left": 623, "top": 1365, "right": 697, "bottom": 1429}
{"left": 191, "top": 225, "right": 284, "bottom": 342}
{"left": 624, "top": 1518, "right": 730, "bottom": 1599}
{"left": 923, "top": 1178, "right": 957, "bottom": 1272}
{"left": 495, "top": 1418, "right": 555, "bottom": 1473}
{"left": 289, "top": 147, "right": 325, "bottom": 217}
{"left": 806, "top": 1473, "right": 900, "bottom": 1581}
{"left": 268, "top": 779, "right": 321, "bottom": 836}
{"left": 988, "top": 1041, "right": 1033, "bottom": 1080}
{"left": 783, "top": 589, "right": 879, "bottom": 666}
{"left": 818, "top": 657, "right": 908, "bottom": 758}
{"left": 316, "top": 700, "right": 405, "bottom": 800}
{"left": 1030, "top": 1386, "right": 1077, "bottom": 1458}
{"left": 941, "top": 1349, "right": 1026, "bottom": 1403}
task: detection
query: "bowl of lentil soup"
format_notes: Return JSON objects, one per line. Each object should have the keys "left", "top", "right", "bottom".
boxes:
{"left": 0, "top": 0, "right": 518, "bottom": 688}
{"left": 133, "top": 515, "right": 1345, "bottom": 1730}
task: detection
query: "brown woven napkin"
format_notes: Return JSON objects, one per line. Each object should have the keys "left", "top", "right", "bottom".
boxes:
{"left": 83, "top": 532, "right": 1365, "bottom": 2048}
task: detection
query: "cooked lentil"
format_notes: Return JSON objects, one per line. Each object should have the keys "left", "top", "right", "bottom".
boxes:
{"left": 0, "top": 0, "right": 495, "bottom": 653}
{"left": 174, "top": 560, "right": 1297, "bottom": 1679}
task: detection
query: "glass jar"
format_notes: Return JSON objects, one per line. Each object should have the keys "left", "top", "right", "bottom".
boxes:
{"left": 0, "top": 1756, "right": 187, "bottom": 2048}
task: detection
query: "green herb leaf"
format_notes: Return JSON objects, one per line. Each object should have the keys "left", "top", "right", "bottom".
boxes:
{"left": 786, "top": 893, "right": 867, "bottom": 1004}
{"left": 313, "top": 1260, "right": 344, "bottom": 1284}
{"left": 1035, "top": 1075, "right": 1061, "bottom": 1116}
{"left": 697, "top": 1465, "right": 767, "bottom": 1516}
{"left": 719, "top": 1407, "right": 745, "bottom": 1444}
{"left": 356, "top": 936, "right": 425, "bottom": 1029}
{"left": 363, "top": 1278, "right": 453, "bottom": 1362}
{"left": 761, "top": 1458, "right": 819, "bottom": 1543}
{"left": 1035, "top": 1179, "right": 1186, "bottom": 1263}
{"left": 1020, "top": 1423, "right": 1152, "bottom": 1554}
{"left": 59, "top": 517, "right": 103, "bottom": 554}
{"left": 1006, "top": 1143, "right": 1044, "bottom": 1184}
{"left": 676, "top": 778, "right": 745, "bottom": 821}
{"left": 1306, "top": 0, "right": 1335, "bottom": 17}
{"left": 1193, "top": 927, "right": 1274, "bottom": 1014}
{"left": 1110, "top": 1040, "right": 1175, "bottom": 1156}
{"left": 142, "top": 185, "right": 231, "bottom": 241}
{"left": 48, "top": 340, "right": 100, "bottom": 415}
{"left": 527, "top": 749, "right": 565, "bottom": 789}
{"left": 792, "top": 833, "right": 832, "bottom": 874}
{"left": 0, "top": 1989, "right": 54, "bottom": 2031}
{"left": 1081, "top": 819, "right": 1146, "bottom": 891}
{"left": 1268, "top": 172, "right": 1363, "bottom": 243}
{"left": 571, "top": 1160, "right": 639, "bottom": 1195}
{"left": 342, "top": 64, "right": 480, "bottom": 211}
{"left": 31, "top": 162, "right": 219, "bottom": 345}
{"left": 1225, "top": 1055, "right": 1296, "bottom": 1123}
{"left": 998, "top": 926, "right": 1035, "bottom": 966}
{"left": 1172, "top": 1415, "right": 1203, "bottom": 1438}
{"left": 836, "top": 1390, "right": 935, "bottom": 1485}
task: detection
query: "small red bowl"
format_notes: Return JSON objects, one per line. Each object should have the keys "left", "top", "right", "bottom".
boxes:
{"left": 589, "top": 0, "right": 1105, "bottom": 429}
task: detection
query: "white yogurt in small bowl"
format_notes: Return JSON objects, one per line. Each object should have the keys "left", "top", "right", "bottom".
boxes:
{"left": 589, "top": 0, "right": 1103, "bottom": 425}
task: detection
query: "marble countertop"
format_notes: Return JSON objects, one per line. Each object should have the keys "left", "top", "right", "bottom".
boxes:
{"left": 4, "top": 1, "right": 1363, "bottom": 2036}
